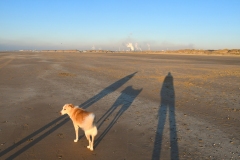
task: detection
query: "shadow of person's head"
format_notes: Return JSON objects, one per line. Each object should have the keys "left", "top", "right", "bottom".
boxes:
{"left": 161, "top": 72, "right": 174, "bottom": 101}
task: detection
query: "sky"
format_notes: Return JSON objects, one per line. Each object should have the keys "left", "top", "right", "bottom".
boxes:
{"left": 0, "top": 0, "right": 240, "bottom": 51}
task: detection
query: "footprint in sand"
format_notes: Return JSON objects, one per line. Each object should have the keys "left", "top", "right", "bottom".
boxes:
{"left": 57, "top": 133, "right": 64, "bottom": 138}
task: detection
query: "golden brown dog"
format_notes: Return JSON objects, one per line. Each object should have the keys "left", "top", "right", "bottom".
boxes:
{"left": 60, "top": 104, "right": 97, "bottom": 151}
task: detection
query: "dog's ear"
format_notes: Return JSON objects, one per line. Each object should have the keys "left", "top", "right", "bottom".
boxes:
{"left": 68, "top": 104, "right": 74, "bottom": 108}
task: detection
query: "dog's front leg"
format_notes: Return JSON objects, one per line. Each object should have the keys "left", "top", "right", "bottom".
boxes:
{"left": 74, "top": 124, "right": 79, "bottom": 142}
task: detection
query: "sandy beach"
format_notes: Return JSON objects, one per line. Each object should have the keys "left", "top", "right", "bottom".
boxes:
{"left": 0, "top": 51, "right": 240, "bottom": 159}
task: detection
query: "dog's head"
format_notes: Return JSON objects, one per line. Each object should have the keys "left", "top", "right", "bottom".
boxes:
{"left": 60, "top": 104, "right": 74, "bottom": 115}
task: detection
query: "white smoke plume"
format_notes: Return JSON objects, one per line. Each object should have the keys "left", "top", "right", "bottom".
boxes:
{"left": 135, "top": 43, "right": 139, "bottom": 51}
{"left": 134, "top": 43, "right": 142, "bottom": 51}
{"left": 147, "top": 43, "right": 151, "bottom": 50}
{"left": 139, "top": 46, "right": 142, "bottom": 51}
{"left": 126, "top": 43, "right": 134, "bottom": 51}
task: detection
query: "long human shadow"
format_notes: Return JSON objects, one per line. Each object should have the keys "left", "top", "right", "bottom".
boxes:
{"left": 152, "top": 72, "right": 179, "bottom": 160}
{"left": 94, "top": 86, "right": 142, "bottom": 148}
{"left": 1, "top": 72, "right": 137, "bottom": 159}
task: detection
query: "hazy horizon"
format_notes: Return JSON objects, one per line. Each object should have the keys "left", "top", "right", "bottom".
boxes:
{"left": 1, "top": 0, "right": 240, "bottom": 51}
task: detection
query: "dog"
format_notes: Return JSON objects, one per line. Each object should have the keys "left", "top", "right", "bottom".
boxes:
{"left": 60, "top": 104, "right": 98, "bottom": 151}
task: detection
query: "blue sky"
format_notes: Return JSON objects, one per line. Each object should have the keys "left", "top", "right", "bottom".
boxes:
{"left": 0, "top": 0, "right": 240, "bottom": 51}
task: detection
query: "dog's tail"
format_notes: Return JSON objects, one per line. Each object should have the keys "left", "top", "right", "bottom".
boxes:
{"left": 84, "top": 113, "right": 98, "bottom": 136}
{"left": 83, "top": 113, "right": 96, "bottom": 130}
{"left": 92, "top": 125, "right": 98, "bottom": 136}
{"left": 85, "top": 124, "right": 98, "bottom": 137}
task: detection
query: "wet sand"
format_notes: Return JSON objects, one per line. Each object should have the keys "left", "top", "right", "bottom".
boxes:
{"left": 0, "top": 51, "right": 240, "bottom": 159}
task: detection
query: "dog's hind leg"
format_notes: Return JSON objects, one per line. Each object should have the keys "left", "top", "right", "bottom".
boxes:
{"left": 85, "top": 133, "right": 91, "bottom": 149}
{"left": 90, "top": 135, "right": 95, "bottom": 151}
{"left": 74, "top": 125, "right": 79, "bottom": 142}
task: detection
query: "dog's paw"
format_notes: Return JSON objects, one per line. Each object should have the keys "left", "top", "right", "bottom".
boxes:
{"left": 74, "top": 139, "right": 78, "bottom": 142}
{"left": 87, "top": 146, "right": 93, "bottom": 151}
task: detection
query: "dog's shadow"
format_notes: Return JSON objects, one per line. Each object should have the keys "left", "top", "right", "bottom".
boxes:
{"left": 94, "top": 86, "right": 142, "bottom": 148}
{"left": 80, "top": 72, "right": 138, "bottom": 109}
{"left": 0, "top": 72, "right": 137, "bottom": 159}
